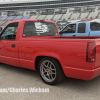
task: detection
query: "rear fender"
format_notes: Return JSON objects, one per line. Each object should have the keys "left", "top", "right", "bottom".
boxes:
{"left": 34, "top": 52, "right": 63, "bottom": 69}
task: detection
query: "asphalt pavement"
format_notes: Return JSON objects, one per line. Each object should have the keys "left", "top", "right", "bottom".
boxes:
{"left": 0, "top": 63, "right": 100, "bottom": 100}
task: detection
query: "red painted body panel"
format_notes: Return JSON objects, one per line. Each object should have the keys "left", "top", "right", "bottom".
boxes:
{"left": 63, "top": 65, "right": 100, "bottom": 80}
{"left": 0, "top": 40, "right": 19, "bottom": 66}
{"left": 0, "top": 19, "right": 100, "bottom": 80}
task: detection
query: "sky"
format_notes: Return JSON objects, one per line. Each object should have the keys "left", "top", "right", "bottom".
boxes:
{"left": 0, "top": 0, "right": 53, "bottom": 2}
{"left": 0, "top": 0, "right": 25, "bottom": 2}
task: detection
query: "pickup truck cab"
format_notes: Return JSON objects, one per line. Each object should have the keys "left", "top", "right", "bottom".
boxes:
{"left": 0, "top": 19, "right": 100, "bottom": 85}
{"left": 60, "top": 21, "right": 100, "bottom": 36}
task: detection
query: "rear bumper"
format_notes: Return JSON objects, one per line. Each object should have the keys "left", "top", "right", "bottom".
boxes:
{"left": 63, "top": 66, "right": 100, "bottom": 80}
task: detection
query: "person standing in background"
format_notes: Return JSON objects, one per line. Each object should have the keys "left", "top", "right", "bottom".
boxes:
{"left": 0, "top": 24, "right": 2, "bottom": 32}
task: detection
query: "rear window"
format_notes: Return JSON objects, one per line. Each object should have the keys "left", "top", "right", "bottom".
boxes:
{"left": 90, "top": 22, "right": 100, "bottom": 31}
{"left": 23, "top": 21, "right": 58, "bottom": 37}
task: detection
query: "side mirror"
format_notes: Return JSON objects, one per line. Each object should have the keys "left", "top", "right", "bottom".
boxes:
{"left": 59, "top": 31, "right": 62, "bottom": 34}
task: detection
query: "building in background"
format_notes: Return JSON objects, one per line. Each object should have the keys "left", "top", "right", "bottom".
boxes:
{"left": 0, "top": 0, "right": 100, "bottom": 30}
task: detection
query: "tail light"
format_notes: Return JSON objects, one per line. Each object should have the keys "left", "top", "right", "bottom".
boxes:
{"left": 86, "top": 42, "right": 96, "bottom": 62}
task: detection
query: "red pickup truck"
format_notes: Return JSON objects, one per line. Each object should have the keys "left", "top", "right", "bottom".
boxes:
{"left": 0, "top": 19, "right": 100, "bottom": 85}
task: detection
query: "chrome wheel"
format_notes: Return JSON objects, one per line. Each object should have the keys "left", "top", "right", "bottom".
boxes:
{"left": 40, "top": 60, "right": 56, "bottom": 82}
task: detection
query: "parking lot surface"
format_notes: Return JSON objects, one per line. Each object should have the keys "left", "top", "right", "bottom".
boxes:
{"left": 0, "top": 63, "right": 100, "bottom": 100}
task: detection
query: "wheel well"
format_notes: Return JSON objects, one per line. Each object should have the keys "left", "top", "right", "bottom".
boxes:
{"left": 35, "top": 56, "right": 62, "bottom": 71}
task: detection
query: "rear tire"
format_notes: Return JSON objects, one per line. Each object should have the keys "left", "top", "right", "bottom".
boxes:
{"left": 38, "top": 57, "right": 65, "bottom": 85}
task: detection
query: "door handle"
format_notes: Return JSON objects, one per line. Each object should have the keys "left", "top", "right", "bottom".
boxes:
{"left": 11, "top": 44, "right": 15, "bottom": 48}
{"left": 73, "top": 35, "right": 76, "bottom": 36}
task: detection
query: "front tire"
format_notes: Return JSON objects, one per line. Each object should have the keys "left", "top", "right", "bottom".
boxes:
{"left": 38, "top": 57, "right": 65, "bottom": 85}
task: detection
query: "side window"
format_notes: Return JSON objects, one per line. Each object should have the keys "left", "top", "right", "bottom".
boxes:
{"left": 23, "top": 21, "right": 58, "bottom": 37}
{"left": 62, "top": 24, "right": 76, "bottom": 33}
{"left": 90, "top": 22, "right": 100, "bottom": 31}
{"left": 0, "top": 22, "right": 18, "bottom": 40}
{"left": 78, "top": 23, "right": 86, "bottom": 33}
